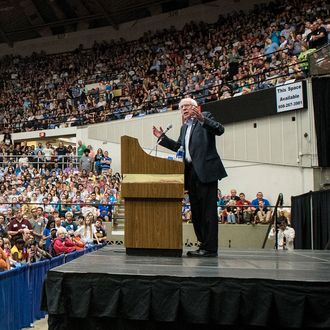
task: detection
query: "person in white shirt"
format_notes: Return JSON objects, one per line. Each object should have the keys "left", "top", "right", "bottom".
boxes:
{"left": 268, "top": 219, "right": 295, "bottom": 250}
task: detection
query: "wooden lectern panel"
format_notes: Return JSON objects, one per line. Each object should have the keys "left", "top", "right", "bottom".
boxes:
{"left": 121, "top": 135, "right": 183, "bottom": 174}
{"left": 121, "top": 136, "right": 184, "bottom": 256}
{"left": 125, "top": 199, "right": 182, "bottom": 249}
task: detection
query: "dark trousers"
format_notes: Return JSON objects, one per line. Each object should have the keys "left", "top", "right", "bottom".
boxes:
{"left": 185, "top": 162, "right": 218, "bottom": 252}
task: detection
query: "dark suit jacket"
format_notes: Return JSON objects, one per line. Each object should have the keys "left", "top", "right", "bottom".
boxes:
{"left": 160, "top": 111, "right": 227, "bottom": 184}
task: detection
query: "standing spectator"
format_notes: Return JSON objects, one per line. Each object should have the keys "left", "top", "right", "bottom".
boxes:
{"left": 42, "top": 220, "right": 55, "bottom": 252}
{"left": 56, "top": 142, "right": 68, "bottom": 169}
{"left": 77, "top": 140, "right": 86, "bottom": 160}
{"left": 87, "top": 145, "right": 95, "bottom": 158}
{"left": 0, "top": 213, "right": 7, "bottom": 237}
{"left": 100, "top": 150, "right": 112, "bottom": 174}
{"left": 43, "top": 143, "right": 53, "bottom": 166}
{"left": 79, "top": 149, "right": 94, "bottom": 173}
{"left": 94, "top": 148, "right": 104, "bottom": 175}
{"left": 30, "top": 207, "right": 47, "bottom": 243}
{"left": 7, "top": 213, "right": 33, "bottom": 242}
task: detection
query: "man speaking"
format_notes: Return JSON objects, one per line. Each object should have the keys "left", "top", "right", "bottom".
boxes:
{"left": 153, "top": 97, "right": 227, "bottom": 257}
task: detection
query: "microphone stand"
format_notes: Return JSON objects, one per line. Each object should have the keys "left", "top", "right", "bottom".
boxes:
{"left": 149, "top": 135, "right": 163, "bottom": 156}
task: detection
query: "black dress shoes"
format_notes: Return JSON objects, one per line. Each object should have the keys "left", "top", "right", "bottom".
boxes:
{"left": 187, "top": 249, "right": 218, "bottom": 257}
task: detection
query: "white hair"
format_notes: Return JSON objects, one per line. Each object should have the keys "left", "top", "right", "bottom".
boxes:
{"left": 178, "top": 97, "right": 198, "bottom": 108}
{"left": 57, "top": 227, "right": 67, "bottom": 236}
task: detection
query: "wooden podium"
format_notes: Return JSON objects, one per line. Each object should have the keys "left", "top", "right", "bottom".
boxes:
{"left": 121, "top": 136, "right": 184, "bottom": 256}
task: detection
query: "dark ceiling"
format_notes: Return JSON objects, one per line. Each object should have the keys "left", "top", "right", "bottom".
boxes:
{"left": 0, "top": 0, "right": 211, "bottom": 46}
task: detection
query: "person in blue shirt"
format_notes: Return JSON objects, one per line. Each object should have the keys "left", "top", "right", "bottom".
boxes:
{"left": 100, "top": 150, "right": 112, "bottom": 173}
{"left": 98, "top": 199, "right": 112, "bottom": 221}
{"left": 251, "top": 192, "right": 270, "bottom": 207}
{"left": 264, "top": 38, "right": 279, "bottom": 59}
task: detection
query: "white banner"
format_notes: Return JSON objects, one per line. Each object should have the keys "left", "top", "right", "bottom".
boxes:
{"left": 276, "top": 81, "right": 304, "bottom": 113}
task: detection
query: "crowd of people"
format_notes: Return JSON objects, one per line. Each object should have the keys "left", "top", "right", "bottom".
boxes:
{"left": 0, "top": 0, "right": 329, "bottom": 133}
{"left": 0, "top": 139, "right": 120, "bottom": 271}
{"left": 182, "top": 189, "right": 291, "bottom": 226}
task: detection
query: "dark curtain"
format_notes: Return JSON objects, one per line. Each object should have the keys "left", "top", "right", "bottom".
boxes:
{"left": 312, "top": 77, "right": 330, "bottom": 167}
{"left": 291, "top": 192, "right": 312, "bottom": 249}
{"left": 312, "top": 190, "right": 330, "bottom": 249}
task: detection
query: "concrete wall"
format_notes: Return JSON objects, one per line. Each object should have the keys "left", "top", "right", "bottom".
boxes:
{"left": 105, "top": 223, "right": 274, "bottom": 250}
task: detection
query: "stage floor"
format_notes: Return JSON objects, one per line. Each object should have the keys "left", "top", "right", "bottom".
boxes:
{"left": 52, "top": 246, "right": 330, "bottom": 282}
{"left": 43, "top": 247, "right": 330, "bottom": 329}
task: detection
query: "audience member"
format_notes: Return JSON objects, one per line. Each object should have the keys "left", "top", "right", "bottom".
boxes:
{"left": 53, "top": 227, "right": 76, "bottom": 255}
{"left": 236, "top": 193, "right": 252, "bottom": 224}
{"left": 268, "top": 219, "right": 295, "bottom": 250}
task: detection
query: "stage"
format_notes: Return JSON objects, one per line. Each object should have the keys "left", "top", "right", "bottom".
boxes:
{"left": 42, "top": 246, "right": 330, "bottom": 329}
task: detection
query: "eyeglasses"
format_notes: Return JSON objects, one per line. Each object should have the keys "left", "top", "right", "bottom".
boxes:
{"left": 180, "top": 104, "right": 193, "bottom": 109}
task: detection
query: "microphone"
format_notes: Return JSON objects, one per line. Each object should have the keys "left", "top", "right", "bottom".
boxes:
{"left": 157, "top": 124, "right": 173, "bottom": 142}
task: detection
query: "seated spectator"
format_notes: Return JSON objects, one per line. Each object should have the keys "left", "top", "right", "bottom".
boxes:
{"left": 26, "top": 240, "right": 51, "bottom": 263}
{"left": 251, "top": 192, "right": 271, "bottom": 208}
{"left": 3, "top": 237, "right": 20, "bottom": 268}
{"left": 254, "top": 200, "right": 272, "bottom": 224}
{"left": 53, "top": 227, "right": 76, "bottom": 255}
{"left": 307, "top": 21, "right": 328, "bottom": 49}
{"left": 74, "top": 214, "right": 99, "bottom": 246}
{"left": 182, "top": 198, "right": 191, "bottom": 222}
{"left": 216, "top": 189, "right": 226, "bottom": 220}
{"left": 81, "top": 197, "right": 98, "bottom": 217}
{"left": 222, "top": 199, "right": 238, "bottom": 224}
{"left": 62, "top": 211, "right": 78, "bottom": 233}
{"left": 0, "top": 244, "right": 10, "bottom": 271}
{"left": 228, "top": 189, "right": 240, "bottom": 202}
{"left": 268, "top": 219, "right": 295, "bottom": 250}
{"left": 98, "top": 198, "right": 112, "bottom": 221}
{"left": 236, "top": 193, "right": 252, "bottom": 224}
{"left": 11, "top": 238, "right": 26, "bottom": 263}
{"left": 94, "top": 217, "right": 107, "bottom": 244}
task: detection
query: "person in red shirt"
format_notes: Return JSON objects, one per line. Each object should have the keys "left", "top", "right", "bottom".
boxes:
{"left": 236, "top": 193, "right": 252, "bottom": 224}
{"left": 53, "top": 227, "right": 76, "bottom": 255}
{"left": 7, "top": 212, "right": 33, "bottom": 242}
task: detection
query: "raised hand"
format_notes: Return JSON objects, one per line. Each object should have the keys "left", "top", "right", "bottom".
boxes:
{"left": 152, "top": 126, "right": 164, "bottom": 139}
